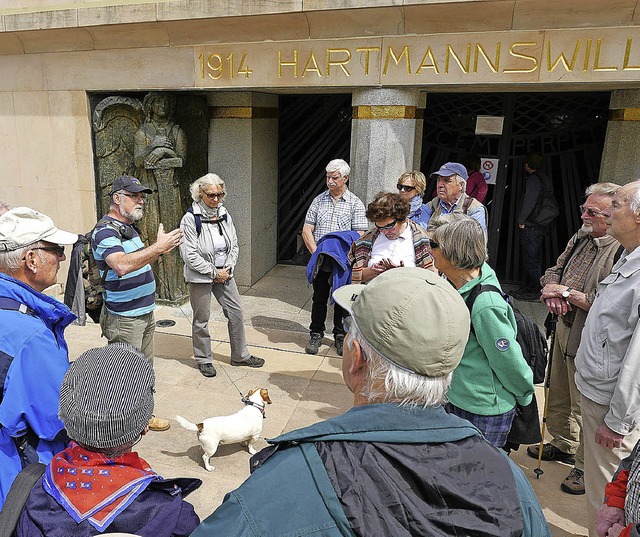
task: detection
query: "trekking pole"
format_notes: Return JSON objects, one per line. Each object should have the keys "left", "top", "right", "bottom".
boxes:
{"left": 534, "top": 313, "right": 558, "bottom": 479}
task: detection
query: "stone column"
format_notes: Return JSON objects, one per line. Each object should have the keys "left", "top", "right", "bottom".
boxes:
{"left": 601, "top": 89, "right": 640, "bottom": 184}
{"left": 208, "top": 92, "right": 278, "bottom": 287}
{"left": 350, "top": 88, "right": 425, "bottom": 204}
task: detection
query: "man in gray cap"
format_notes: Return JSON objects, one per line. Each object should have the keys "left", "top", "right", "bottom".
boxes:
{"left": 92, "top": 175, "right": 183, "bottom": 432}
{"left": 0, "top": 207, "right": 78, "bottom": 508}
{"left": 423, "top": 162, "right": 488, "bottom": 232}
{"left": 192, "top": 268, "right": 550, "bottom": 537}
{"left": 16, "top": 343, "right": 201, "bottom": 536}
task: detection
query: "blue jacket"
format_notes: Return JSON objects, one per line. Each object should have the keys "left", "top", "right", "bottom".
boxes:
{"left": 192, "top": 404, "right": 550, "bottom": 537}
{"left": 0, "top": 273, "right": 75, "bottom": 507}
{"left": 306, "top": 231, "right": 360, "bottom": 301}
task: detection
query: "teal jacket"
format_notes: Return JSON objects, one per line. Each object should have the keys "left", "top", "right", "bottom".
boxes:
{"left": 449, "top": 263, "right": 534, "bottom": 415}
{"left": 192, "top": 404, "right": 549, "bottom": 537}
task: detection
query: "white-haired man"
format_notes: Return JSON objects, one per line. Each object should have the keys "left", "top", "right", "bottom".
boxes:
{"left": 527, "top": 183, "right": 622, "bottom": 496}
{"left": 423, "top": 162, "right": 488, "bottom": 231}
{"left": 0, "top": 207, "right": 77, "bottom": 507}
{"left": 302, "top": 159, "right": 367, "bottom": 356}
{"left": 191, "top": 268, "right": 550, "bottom": 536}
{"left": 91, "top": 175, "right": 183, "bottom": 432}
{"left": 575, "top": 180, "right": 640, "bottom": 537}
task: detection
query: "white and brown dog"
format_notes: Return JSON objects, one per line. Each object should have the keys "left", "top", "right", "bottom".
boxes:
{"left": 176, "top": 388, "right": 272, "bottom": 471}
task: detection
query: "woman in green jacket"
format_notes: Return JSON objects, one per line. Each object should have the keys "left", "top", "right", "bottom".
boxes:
{"left": 428, "top": 214, "right": 534, "bottom": 448}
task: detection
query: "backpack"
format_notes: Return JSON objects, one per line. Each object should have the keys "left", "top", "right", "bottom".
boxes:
{"left": 530, "top": 172, "right": 559, "bottom": 227}
{"left": 465, "top": 284, "right": 548, "bottom": 384}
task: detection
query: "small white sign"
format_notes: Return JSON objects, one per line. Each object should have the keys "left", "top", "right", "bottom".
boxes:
{"left": 475, "top": 115, "right": 505, "bottom": 135}
{"left": 481, "top": 158, "right": 499, "bottom": 185}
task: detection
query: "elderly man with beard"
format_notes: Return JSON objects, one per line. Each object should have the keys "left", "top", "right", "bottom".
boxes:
{"left": 527, "top": 183, "right": 622, "bottom": 497}
{"left": 91, "top": 175, "right": 183, "bottom": 432}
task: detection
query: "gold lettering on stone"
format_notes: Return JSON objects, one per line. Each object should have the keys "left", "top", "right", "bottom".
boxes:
{"left": 546, "top": 40, "right": 581, "bottom": 72}
{"left": 445, "top": 43, "right": 471, "bottom": 74}
{"left": 278, "top": 50, "right": 298, "bottom": 78}
{"left": 504, "top": 42, "right": 538, "bottom": 73}
{"left": 623, "top": 38, "right": 640, "bottom": 70}
{"left": 474, "top": 43, "right": 501, "bottom": 73}
{"left": 356, "top": 47, "right": 380, "bottom": 76}
{"left": 583, "top": 39, "right": 592, "bottom": 71}
{"left": 302, "top": 50, "right": 323, "bottom": 77}
{"left": 326, "top": 48, "right": 351, "bottom": 77}
{"left": 415, "top": 47, "right": 439, "bottom": 75}
{"left": 593, "top": 39, "right": 618, "bottom": 71}
{"left": 383, "top": 46, "right": 411, "bottom": 76}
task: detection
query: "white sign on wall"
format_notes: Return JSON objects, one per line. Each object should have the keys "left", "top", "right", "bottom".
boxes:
{"left": 481, "top": 158, "right": 499, "bottom": 185}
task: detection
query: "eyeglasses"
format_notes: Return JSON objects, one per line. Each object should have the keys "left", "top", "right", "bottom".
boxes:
{"left": 375, "top": 219, "right": 398, "bottom": 230}
{"left": 425, "top": 238, "right": 439, "bottom": 249}
{"left": 23, "top": 245, "right": 65, "bottom": 260}
{"left": 579, "top": 205, "right": 604, "bottom": 218}
{"left": 397, "top": 184, "right": 416, "bottom": 193}
{"left": 202, "top": 191, "right": 225, "bottom": 200}
{"left": 122, "top": 193, "right": 146, "bottom": 202}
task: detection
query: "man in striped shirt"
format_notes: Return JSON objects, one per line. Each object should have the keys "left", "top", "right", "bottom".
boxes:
{"left": 91, "top": 175, "right": 183, "bottom": 432}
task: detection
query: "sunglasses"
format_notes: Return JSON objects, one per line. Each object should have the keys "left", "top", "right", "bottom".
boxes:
{"left": 579, "top": 205, "right": 604, "bottom": 218}
{"left": 23, "top": 245, "right": 65, "bottom": 261}
{"left": 397, "top": 184, "right": 416, "bottom": 192}
{"left": 375, "top": 219, "right": 398, "bottom": 230}
{"left": 202, "top": 191, "right": 225, "bottom": 200}
{"left": 425, "top": 238, "right": 439, "bottom": 249}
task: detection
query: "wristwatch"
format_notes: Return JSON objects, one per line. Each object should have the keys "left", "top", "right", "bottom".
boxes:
{"left": 562, "top": 288, "right": 572, "bottom": 299}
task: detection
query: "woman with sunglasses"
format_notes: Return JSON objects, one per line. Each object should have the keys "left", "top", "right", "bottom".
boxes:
{"left": 396, "top": 171, "right": 430, "bottom": 230}
{"left": 428, "top": 214, "right": 534, "bottom": 448}
{"left": 179, "top": 173, "right": 264, "bottom": 378}
{"left": 348, "top": 192, "right": 434, "bottom": 284}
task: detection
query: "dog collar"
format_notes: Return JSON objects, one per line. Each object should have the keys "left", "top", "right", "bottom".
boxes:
{"left": 242, "top": 397, "right": 266, "bottom": 418}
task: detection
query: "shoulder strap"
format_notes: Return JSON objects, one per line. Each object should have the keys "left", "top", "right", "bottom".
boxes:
{"left": 186, "top": 206, "right": 202, "bottom": 236}
{"left": 0, "top": 462, "right": 46, "bottom": 535}
{"left": 465, "top": 284, "right": 506, "bottom": 334}
{"left": 613, "top": 244, "right": 625, "bottom": 265}
{"left": 462, "top": 195, "right": 474, "bottom": 214}
{"left": 0, "top": 297, "right": 36, "bottom": 317}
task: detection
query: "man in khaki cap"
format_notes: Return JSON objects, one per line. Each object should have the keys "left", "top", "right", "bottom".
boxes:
{"left": 0, "top": 207, "right": 78, "bottom": 507}
{"left": 193, "top": 268, "right": 550, "bottom": 537}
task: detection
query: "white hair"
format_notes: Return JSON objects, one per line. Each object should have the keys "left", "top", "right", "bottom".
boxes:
{"left": 629, "top": 180, "right": 640, "bottom": 215}
{"left": 326, "top": 159, "right": 350, "bottom": 178}
{"left": 190, "top": 173, "right": 225, "bottom": 202}
{"left": 346, "top": 321, "right": 452, "bottom": 408}
{"left": 0, "top": 241, "right": 45, "bottom": 273}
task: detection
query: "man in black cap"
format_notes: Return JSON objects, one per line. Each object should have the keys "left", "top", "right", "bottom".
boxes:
{"left": 91, "top": 175, "right": 183, "bottom": 431}
{"left": 15, "top": 343, "right": 201, "bottom": 536}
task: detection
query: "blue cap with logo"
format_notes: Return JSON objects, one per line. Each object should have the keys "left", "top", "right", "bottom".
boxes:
{"left": 430, "top": 162, "right": 469, "bottom": 181}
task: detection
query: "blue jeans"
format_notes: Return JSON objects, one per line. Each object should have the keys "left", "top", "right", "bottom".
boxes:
{"left": 519, "top": 226, "right": 546, "bottom": 289}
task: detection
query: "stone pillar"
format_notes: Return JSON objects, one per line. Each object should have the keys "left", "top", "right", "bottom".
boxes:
{"left": 601, "top": 89, "right": 640, "bottom": 184}
{"left": 350, "top": 88, "right": 425, "bottom": 204}
{"left": 208, "top": 92, "right": 278, "bottom": 287}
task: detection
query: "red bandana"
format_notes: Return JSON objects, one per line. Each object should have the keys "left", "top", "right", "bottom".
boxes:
{"left": 43, "top": 442, "right": 159, "bottom": 531}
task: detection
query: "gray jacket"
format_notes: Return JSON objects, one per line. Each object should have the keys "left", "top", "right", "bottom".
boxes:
{"left": 575, "top": 246, "right": 640, "bottom": 435}
{"left": 179, "top": 203, "right": 239, "bottom": 284}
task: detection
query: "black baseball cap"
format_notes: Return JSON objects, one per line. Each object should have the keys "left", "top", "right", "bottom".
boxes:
{"left": 109, "top": 175, "right": 153, "bottom": 195}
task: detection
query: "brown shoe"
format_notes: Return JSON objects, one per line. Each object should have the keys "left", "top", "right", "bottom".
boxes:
{"left": 560, "top": 468, "right": 585, "bottom": 495}
{"left": 148, "top": 416, "right": 170, "bottom": 431}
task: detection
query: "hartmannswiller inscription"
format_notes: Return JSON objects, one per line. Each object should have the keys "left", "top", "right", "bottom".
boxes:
{"left": 195, "top": 29, "right": 640, "bottom": 88}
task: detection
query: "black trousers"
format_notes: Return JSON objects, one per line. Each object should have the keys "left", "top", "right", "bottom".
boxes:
{"left": 310, "top": 268, "right": 347, "bottom": 338}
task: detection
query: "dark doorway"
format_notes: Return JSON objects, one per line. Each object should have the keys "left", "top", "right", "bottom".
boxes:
{"left": 277, "top": 94, "right": 352, "bottom": 263}
{"left": 421, "top": 92, "right": 610, "bottom": 284}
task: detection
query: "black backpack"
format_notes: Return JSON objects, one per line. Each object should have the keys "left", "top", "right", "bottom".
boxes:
{"left": 530, "top": 172, "right": 559, "bottom": 227}
{"left": 465, "top": 284, "right": 547, "bottom": 384}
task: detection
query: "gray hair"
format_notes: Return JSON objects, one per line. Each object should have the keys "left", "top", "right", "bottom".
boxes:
{"left": 326, "top": 159, "right": 350, "bottom": 178}
{"left": 585, "top": 182, "right": 620, "bottom": 198}
{"left": 0, "top": 241, "right": 45, "bottom": 273}
{"left": 346, "top": 321, "right": 452, "bottom": 408}
{"left": 190, "top": 173, "right": 225, "bottom": 202}
{"left": 629, "top": 180, "right": 640, "bottom": 215}
{"left": 430, "top": 214, "right": 487, "bottom": 269}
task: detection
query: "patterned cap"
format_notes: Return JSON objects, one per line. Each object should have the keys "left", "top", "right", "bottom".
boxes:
{"left": 59, "top": 343, "right": 155, "bottom": 449}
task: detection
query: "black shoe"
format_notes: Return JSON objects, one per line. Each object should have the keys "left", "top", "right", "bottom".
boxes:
{"left": 305, "top": 333, "right": 322, "bottom": 355}
{"left": 526, "top": 443, "right": 576, "bottom": 464}
{"left": 335, "top": 335, "right": 344, "bottom": 357}
{"left": 198, "top": 363, "right": 217, "bottom": 377}
{"left": 231, "top": 355, "right": 265, "bottom": 368}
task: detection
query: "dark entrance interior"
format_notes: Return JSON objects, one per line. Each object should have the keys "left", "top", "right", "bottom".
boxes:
{"left": 277, "top": 94, "right": 352, "bottom": 263}
{"left": 421, "top": 92, "right": 610, "bottom": 284}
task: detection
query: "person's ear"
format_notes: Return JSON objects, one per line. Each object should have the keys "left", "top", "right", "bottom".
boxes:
{"left": 349, "top": 339, "right": 367, "bottom": 375}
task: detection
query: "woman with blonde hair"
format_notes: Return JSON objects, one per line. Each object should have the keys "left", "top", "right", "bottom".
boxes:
{"left": 396, "top": 171, "right": 429, "bottom": 229}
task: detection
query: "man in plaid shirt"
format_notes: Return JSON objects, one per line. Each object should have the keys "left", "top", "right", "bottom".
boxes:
{"left": 302, "top": 159, "right": 367, "bottom": 356}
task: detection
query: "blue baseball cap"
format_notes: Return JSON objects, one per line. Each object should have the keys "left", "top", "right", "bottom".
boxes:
{"left": 430, "top": 162, "right": 469, "bottom": 181}
{"left": 109, "top": 175, "right": 153, "bottom": 195}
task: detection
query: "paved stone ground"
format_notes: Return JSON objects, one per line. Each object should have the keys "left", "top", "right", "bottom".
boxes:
{"left": 62, "top": 265, "right": 588, "bottom": 536}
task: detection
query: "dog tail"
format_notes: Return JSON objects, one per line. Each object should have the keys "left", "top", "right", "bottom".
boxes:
{"left": 175, "top": 415, "right": 199, "bottom": 432}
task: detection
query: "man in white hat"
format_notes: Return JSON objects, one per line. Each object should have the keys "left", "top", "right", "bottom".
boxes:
{"left": 193, "top": 268, "right": 550, "bottom": 537}
{"left": 0, "top": 207, "right": 78, "bottom": 507}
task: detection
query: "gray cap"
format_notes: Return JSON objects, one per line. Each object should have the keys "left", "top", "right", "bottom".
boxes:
{"left": 59, "top": 343, "right": 155, "bottom": 449}
{"left": 0, "top": 207, "right": 78, "bottom": 252}
{"left": 333, "top": 268, "right": 470, "bottom": 377}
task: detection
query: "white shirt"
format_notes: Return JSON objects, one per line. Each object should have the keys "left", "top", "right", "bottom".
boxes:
{"left": 368, "top": 223, "right": 416, "bottom": 268}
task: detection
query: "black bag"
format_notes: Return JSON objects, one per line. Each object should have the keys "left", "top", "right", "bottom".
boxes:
{"left": 465, "top": 284, "right": 548, "bottom": 384}
{"left": 531, "top": 173, "right": 559, "bottom": 227}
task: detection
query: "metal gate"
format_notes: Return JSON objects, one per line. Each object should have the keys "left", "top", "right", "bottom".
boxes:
{"left": 420, "top": 91, "right": 610, "bottom": 284}
{"left": 277, "top": 94, "right": 352, "bottom": 262}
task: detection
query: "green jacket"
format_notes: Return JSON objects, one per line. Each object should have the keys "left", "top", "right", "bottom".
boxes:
{"left": 448, "top": 263, "right": 534, "bottom": 415}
